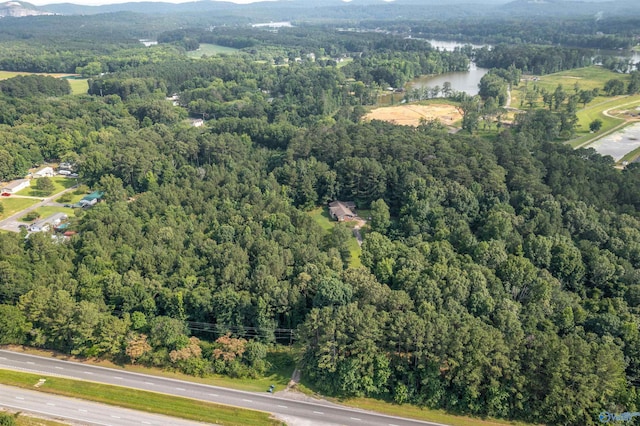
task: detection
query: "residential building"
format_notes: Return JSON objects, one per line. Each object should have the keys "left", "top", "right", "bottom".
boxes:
{"left": 1, "top": 179, "right": 30, "bottom": 194}
{"left": 328, "top": 201, "right": 357, "bottom": 221}
{"left": 29, "top": 212, "right": 68, "bottom": 232}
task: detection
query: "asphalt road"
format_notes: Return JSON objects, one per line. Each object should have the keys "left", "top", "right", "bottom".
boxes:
{"left": 0, "top": 384, "right": 209, "bottom": 426}
{"left": 0, "top": 350, "right": 448, "bottom": 426}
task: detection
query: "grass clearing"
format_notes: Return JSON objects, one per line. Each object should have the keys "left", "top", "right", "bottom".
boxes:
{"left": 0, "top": 369, "right": 279, "bottom": 426}
{"left": 187, "top": 44, "right": 240, "bottom": 58}
{"left": 18, "top": 177, "right": 77, "bottom": 198}
{"left": 0, "top": 198, "right": 39, "bottom": 219}
{"left": 66, "top": 78, "right": 88, "bottom": 95}
{"left": 0, "top": 72, "right": 87, "bottom": 95}
{"left": 31, "top": 206, "right": 75, "bottom": 220}
{"left": 308, "top": 207, "right": 363, "bottom": 268}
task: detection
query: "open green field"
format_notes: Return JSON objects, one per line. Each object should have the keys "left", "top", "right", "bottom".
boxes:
{"left": 0, "top": 71, "right": 88, "bottom": 95}
{"left": 187, "top": 44, "right": 240, "bottom": 58}
{"left": 66, "top": 78, "right": 89, "bottom": 95}
{"left": 0, "top": 198, "right": 39, "bottom": 220}
{"left": 0, "top": 369, "right": 279, "bottom": 426}
{"left": 512, "top": 66, "right": 626, "bottom": 107}
{"left": 18, "top": 177, "right": 77, "bottom": 198}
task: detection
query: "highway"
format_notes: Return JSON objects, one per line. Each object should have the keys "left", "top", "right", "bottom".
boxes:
{"left": 0, "top": 384, "right": 208, "bottom": 426}
{"left": 0, "top": 349, "right": 448, "bottom": 426}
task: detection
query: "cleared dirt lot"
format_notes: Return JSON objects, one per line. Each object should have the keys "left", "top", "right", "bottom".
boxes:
{"left": 363, "top": 103, "right": 462, "bottom": 127}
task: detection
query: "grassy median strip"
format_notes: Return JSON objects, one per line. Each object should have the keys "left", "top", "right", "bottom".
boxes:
{"left": 0, "top": 369, "right": 279, "bottom": 426}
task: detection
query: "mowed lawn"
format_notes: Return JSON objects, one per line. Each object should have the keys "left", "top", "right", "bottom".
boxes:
{"left": 25, "top": 206, "right": 76, "bottom": 222}
{"left": 0, "top": 71, "right": 88, "bottom": 95}
{"left": 17, "top": 177, "right": 77, "bottom": 198}
{"left": 511, "top": 66, "right": 626, "bottom": 108}
{"left": 0, "top": 197, "right": 39, "bottom": 219}
{"left": 187, "top": 43, "right": 240, "bottom": 58}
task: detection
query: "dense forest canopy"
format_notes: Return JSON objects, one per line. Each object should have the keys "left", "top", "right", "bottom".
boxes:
{"left": 1, "top": 8, "right": 640, "bottom": 426}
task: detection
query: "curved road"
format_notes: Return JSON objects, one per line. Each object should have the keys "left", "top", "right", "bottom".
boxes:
{"left": 0, "top": 384, "right": 209, "bottom": 426}
{"left": 0, "top": 350, "right": 448, "bottom": 426}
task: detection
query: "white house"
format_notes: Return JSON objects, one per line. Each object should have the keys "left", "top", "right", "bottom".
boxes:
{"left": 29, "top": 212, "right": 68, "bottom": 233}
{"left": 1, "top": 179, "right": 30, "bottom": 194}
{"left": 33, "top": 166, "right": 54, "bottom": 178}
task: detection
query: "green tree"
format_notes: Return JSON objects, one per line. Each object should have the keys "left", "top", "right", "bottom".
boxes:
{"left": 370, "top": 198, "right": 391, "bottom": 233}
{"left": 35, "top": 177, "right": 54, "bottom": 194}
{"left": 0, "top": 304, "right": 31, "bottom": 344}
{"left": 589, "top": 119, "right": 603, "bottom": 132}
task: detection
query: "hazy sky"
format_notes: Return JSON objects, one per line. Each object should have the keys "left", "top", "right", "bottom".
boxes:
{"left": 27, "top": 0, "right": 268, "bottom": 6}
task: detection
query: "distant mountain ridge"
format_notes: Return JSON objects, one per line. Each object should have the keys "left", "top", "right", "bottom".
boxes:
{"left": 0, "top": 0, "right": 52, "bottom": 16}
{"left": 0, "top": 0, "right": 637, "bottom": 19}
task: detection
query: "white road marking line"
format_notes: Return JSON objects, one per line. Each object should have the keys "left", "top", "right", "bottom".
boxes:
{"left": 313, "top": 411, "right": 324, "bottom": 415}
{"left": 0, "top": 357, "right": 6, "bottom": 360}
{"left": 176, "top": 387, "right": 185, "bottom": 391}
{"left": 208, "top": 393, "right": 218, "bottom": 397}
{"left": 111, "top": 415, "right": 120, "bottom": 419}
{"left": 83, "top": 371, "right": 93, "bottom": 375}
{"left": 0, "top": 403, "right": 112, "bottom": 426}
{"left": 26, "top": 361, "right": 35, "bottom": 365}
{"left": 113, "top": 376, "right": 122, "bottom": 380}
{"left": 79, "top": 409, "right": 87, "bottom": 412}
{"left": 55, "top": 366, "right": 63, "bottom": 370}
{"left": 15, "top": 397, "right": 24, "bottom": 400}
{"left": 141, "top": 422, "right": 151, "bottom": 425}
{"left": 242, "top": 399, "right": 253, "bottom": 403}
{"left": 389, "top": 424, "right": 400, "bottom": 426}
{"left": 277, "top": 405, "right": 288, "bottom": 409}
{"left": 144, "top": 382, "right": 154, "bottom": 385}
{"left": 350, "top": 418, "right": 361, "bottom": 421}
{"left": 46, "top": 403, "right": 55, "bottom": 406}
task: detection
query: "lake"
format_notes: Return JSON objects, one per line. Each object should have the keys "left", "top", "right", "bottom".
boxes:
{"left": 588, "top": 120, "right": 640, "bottom": 162}
{"left": 407, "top": 63, "right": 489, "bottom": 97}
{"left": 407, "top": 40, "right": 489, "bottom": 97}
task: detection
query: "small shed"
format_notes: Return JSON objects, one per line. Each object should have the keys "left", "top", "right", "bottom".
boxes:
{"left": 1, "top": 179, "right": 30, "bottom": 194}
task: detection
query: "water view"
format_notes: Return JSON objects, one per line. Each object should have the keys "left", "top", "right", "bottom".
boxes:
{"left": 588, "top": 121, "right": 640, "bottom": 162}
{"left": 407, "top": 63, "right": 489, "bottom": 97}
{"left": 405, "top": 40, "right": 489, "bottom": 97}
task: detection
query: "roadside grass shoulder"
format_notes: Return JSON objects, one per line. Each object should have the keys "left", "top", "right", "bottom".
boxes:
{"left": 0, "top": 369, "right": 279, "bottom": 426}
{"left": 3, "top": 345, "right": 295, "bottom": 393}
{"left": 341, "top": 397, "right": 541, "bottom": 426}
{"left": 14, "top": 413, "right": 68, "bottom": 426}
{"left": 0, "top": 198, "right": 39, "bottom": 220}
